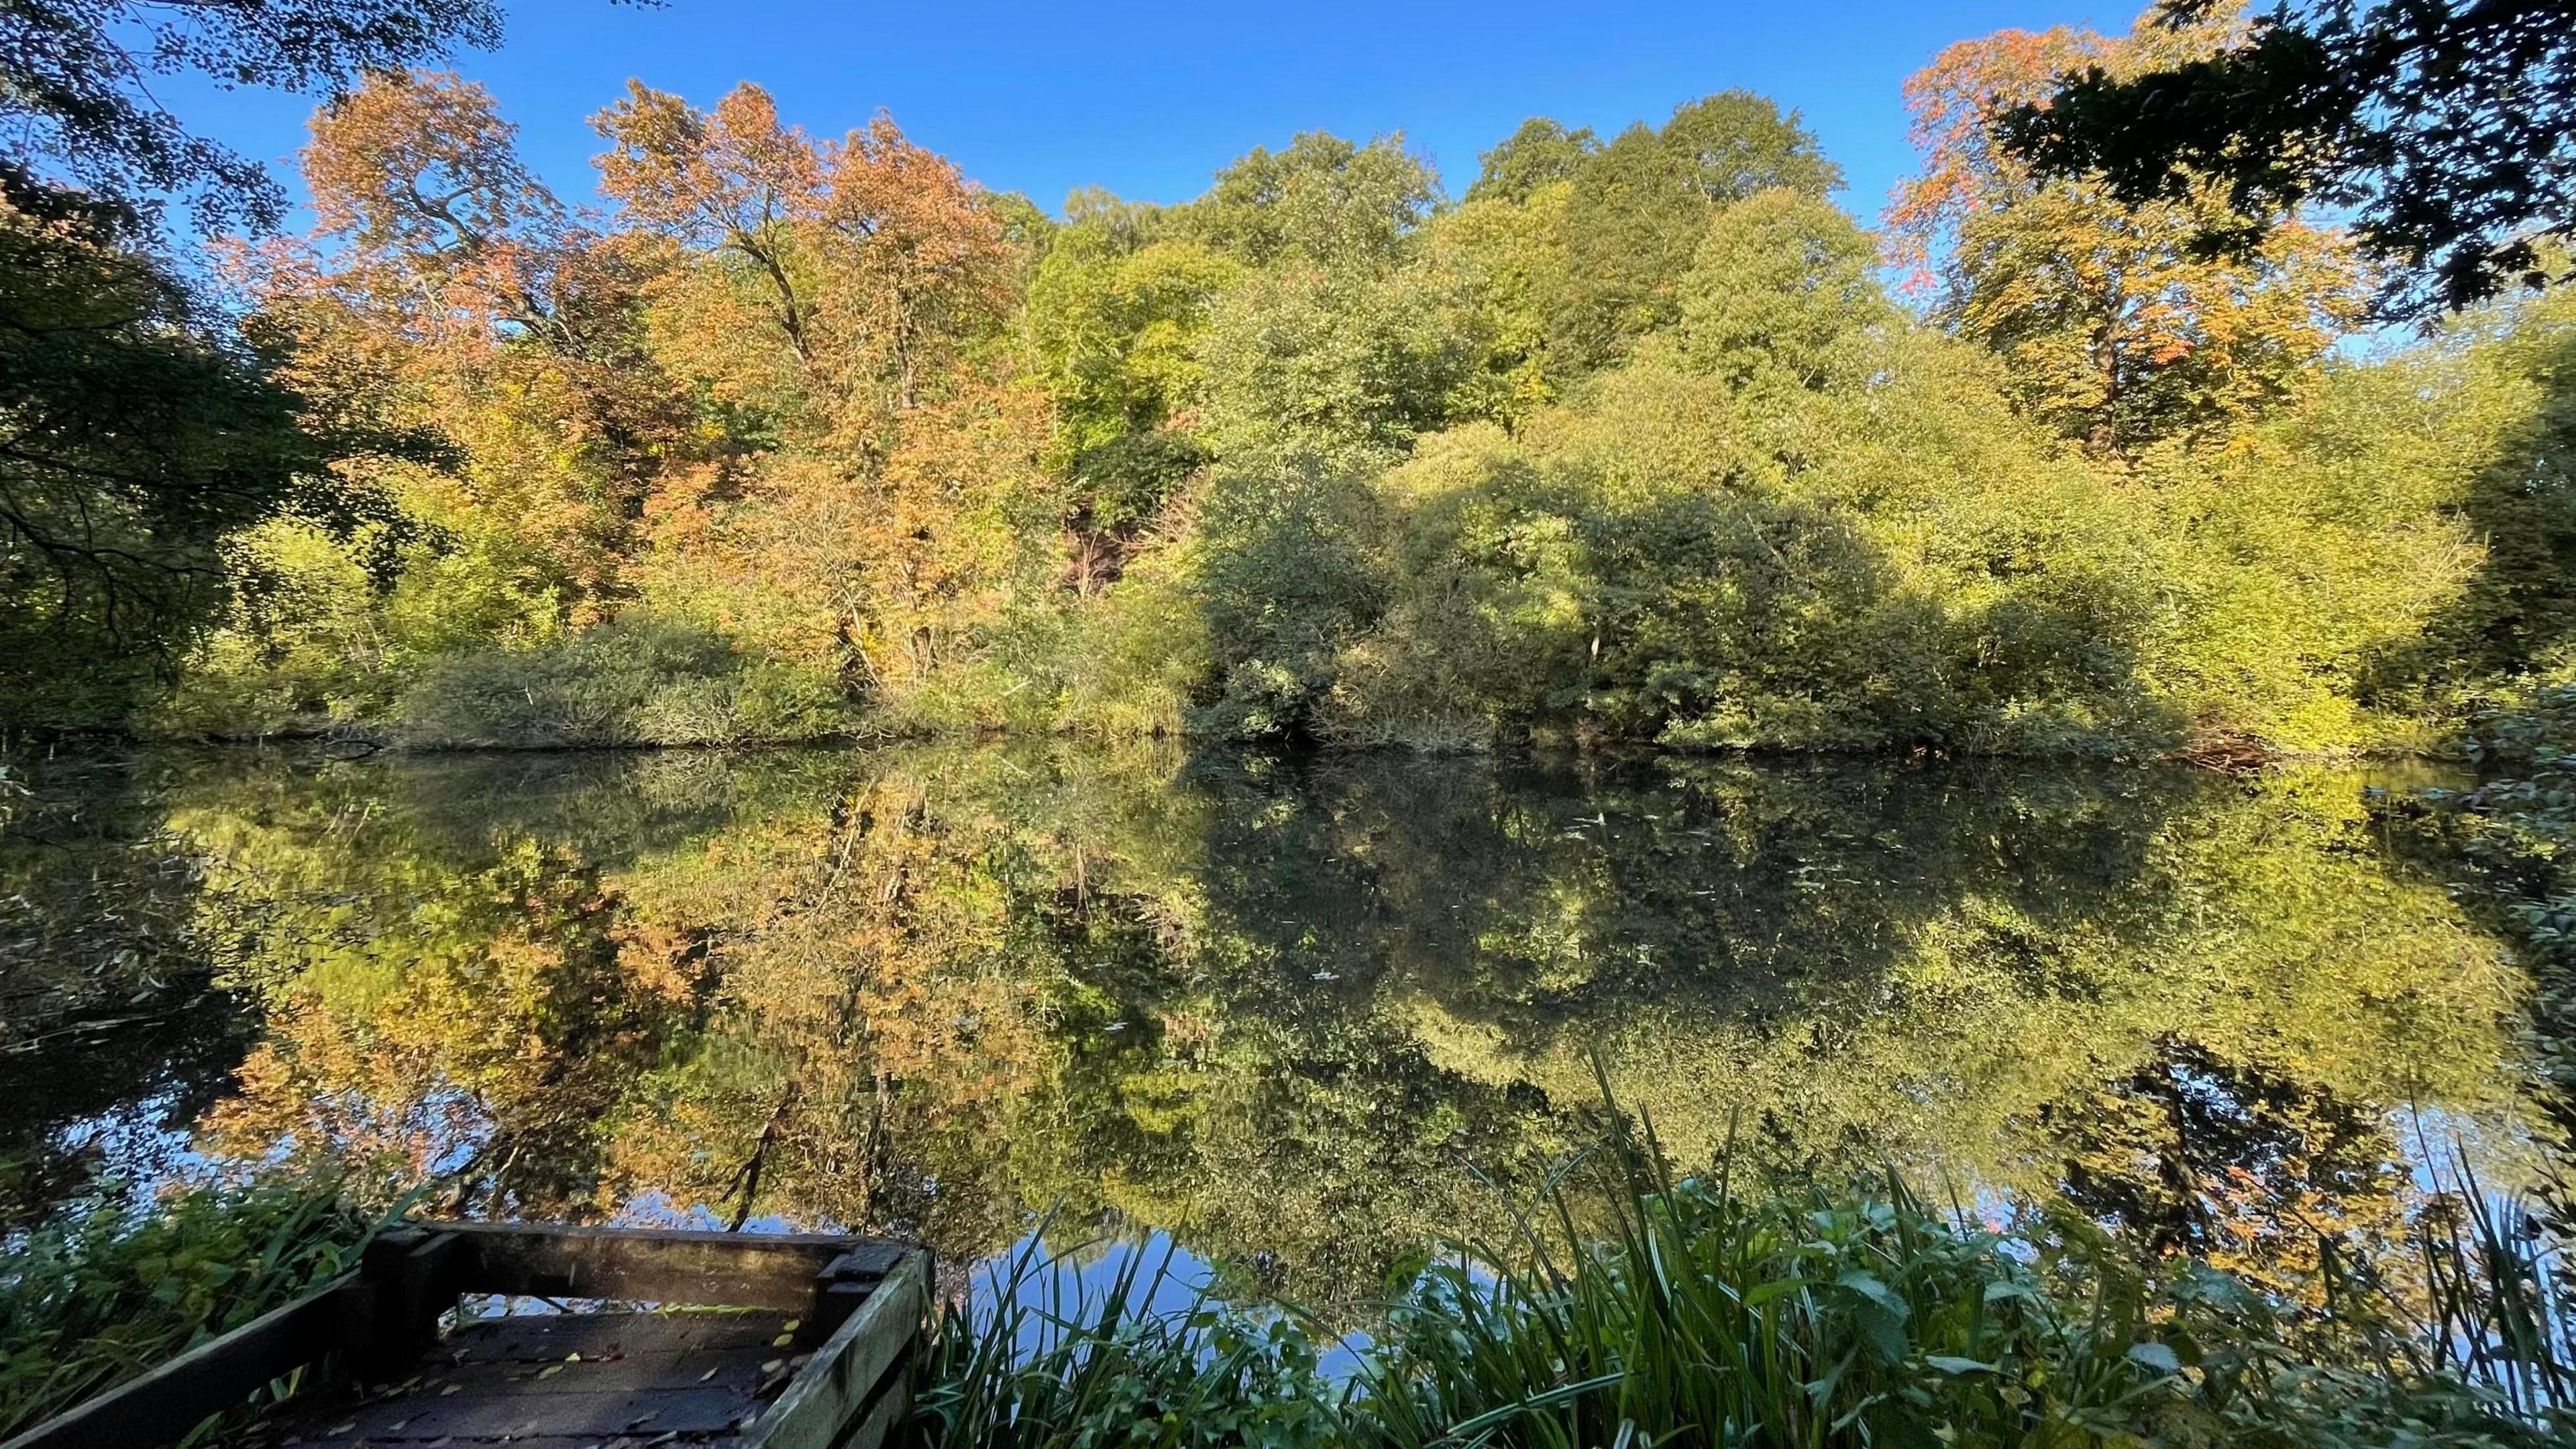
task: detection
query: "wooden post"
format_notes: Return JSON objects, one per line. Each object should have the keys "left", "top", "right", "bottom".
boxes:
{"left": 806, "top": 1241, "right": 910, "bottom": 1346}
{"left": 741, "top": 1248, "right": 929, "bottom": 1449}
{"left": 356, "top": 1228, "right": 464, "bottom": 1382}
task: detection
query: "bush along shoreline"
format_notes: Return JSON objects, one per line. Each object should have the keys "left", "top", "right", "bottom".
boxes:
{"left": 0, "top": 1177, "right": 407, "bottom": 1442}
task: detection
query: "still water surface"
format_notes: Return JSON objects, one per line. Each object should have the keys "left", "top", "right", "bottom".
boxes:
{"left": 1, "top": 743, "right": 2559, "bottom": 1308}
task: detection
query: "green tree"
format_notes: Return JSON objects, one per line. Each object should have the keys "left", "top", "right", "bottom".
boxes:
{"left": 1676, "top": 188, "right": 1896, "bottom": 390}
{"left": 1465, "top": 117, "right": 1599, "bottom": 204}
{"left": 1187, "top": 136, "right": 1493, "bottom": 468}
{"left": 1550, "top": 92, "right": 1841, "bottom": 371}
{"left": 2002, "top": 0, "right": 2576, "bottom": 319}
{"left": 1023, "top": 213, "right": 1238, "bottom": 587}
{"left": 1415, "top": 184, "right": 1577, "bottom": 423}
{"left": 1181, "top": 131, "right": 1436, "bottom": 269}
{"left": 0, "top": 191, "right": 386, "bottom": 727}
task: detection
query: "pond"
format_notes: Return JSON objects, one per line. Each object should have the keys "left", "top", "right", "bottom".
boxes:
{"left": 1, "top": 743, "right": 2561, "bottom": 1312}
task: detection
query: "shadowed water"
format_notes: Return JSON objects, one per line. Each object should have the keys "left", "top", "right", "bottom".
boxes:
{"left": 1, "top": 743, "right": 2559, "bottom": 1312}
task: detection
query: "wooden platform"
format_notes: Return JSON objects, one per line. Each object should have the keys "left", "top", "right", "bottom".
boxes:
{"left": 3, "top": 1223, "right": 929, "bottom": 1449}
{"left": 264, "top": 1309, "right": 806, "bottom": 1446}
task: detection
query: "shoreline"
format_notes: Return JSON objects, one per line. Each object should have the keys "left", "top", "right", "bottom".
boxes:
{"left": 1, "top": 722, "right": 2461, "bottom": 771}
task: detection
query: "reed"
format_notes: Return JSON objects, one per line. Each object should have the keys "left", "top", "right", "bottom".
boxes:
{"left": 914, "top": 1101, "right": 2575, "bottom": 1449}
{"left": 912, "top": 1221, "right": 1344, "bottom": 1449}
{"left": 1349, "top": 1098, "right": 2185, "bottom": 1449}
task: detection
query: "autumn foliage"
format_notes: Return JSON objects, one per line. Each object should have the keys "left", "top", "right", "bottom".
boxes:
{"left": 123, "top": 8, "right": 2576, "bottom": 762}
{"left": 1884, "top": 18, "right": 2369, "bottom": 458}
{"left": 217, "top": 72, "right": 1046, "bottom": 724}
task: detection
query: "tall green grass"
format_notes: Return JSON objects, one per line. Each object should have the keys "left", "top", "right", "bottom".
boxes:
{"left": 1352, "top": 1123, "right": 2185, "bottom": 1448}
{"left": 912, "top": 1101, "right": 2575, "bottom": 1449}
{"left": 0, "top": 1177, "right": 402, "bottom": 1440}
{"left": 913, "top": 1223, "right": 1343, "bottom": 1449}
{"left": 2322, "top": 1159, "right": 2576, "bottom": 1438}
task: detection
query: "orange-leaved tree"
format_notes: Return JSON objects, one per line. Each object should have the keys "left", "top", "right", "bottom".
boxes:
{"left": 1885, "top": 16, "right": 2367, "bottom": 460}
{"left": 250, "top": 70, "right": 700, "bottom": 618}
{"left": 593, "top": 82, "right": 1049, "bottom": 700}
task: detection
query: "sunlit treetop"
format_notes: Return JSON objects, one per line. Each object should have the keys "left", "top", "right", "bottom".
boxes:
{"left": 1467, "top": 118, "right": 1602, "bottom": 205}
{"left": 1885, "top": 12, "right": 2370, "bottom": 458}
{"left": 0, "top": 0, "right": 521, "bottom": 233}
{"left": 1999, "top": 0, "right": 2576, "bottom": 321}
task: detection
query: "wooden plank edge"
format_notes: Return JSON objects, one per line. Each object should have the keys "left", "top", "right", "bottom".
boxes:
{"left": 0, "top": 1275, "right": 368, "bottom": 1449}
{"left": 837, "top": 1370, "right": 913, "bottom": 1449}
{"left": 737, "top": 1250, "right": 929, "bottom": 1449}
{"left": 426, "top": 1222, "right": 877, "bottom": 1254}
{"left": 430, "top": 1223, "right": 910, "bottom": 1311}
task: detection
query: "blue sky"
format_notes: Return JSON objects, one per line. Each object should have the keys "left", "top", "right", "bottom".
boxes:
{"left": 162, "top": 0, "right": 2140, "bottom": 227}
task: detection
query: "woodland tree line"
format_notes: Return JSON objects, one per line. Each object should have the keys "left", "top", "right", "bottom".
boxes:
{"left": 9, "top": 7, "right": 2576, "bottom": 1442}
{"left": 4, "top": 3, "right": 2573, "bottom": 758}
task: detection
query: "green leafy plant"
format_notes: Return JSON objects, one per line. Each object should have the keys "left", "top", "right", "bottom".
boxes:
{"left": 916, "top": 1082, "right": 2575, "bottom": 1449}
{"left": 0, "top": 1177, "right": 414, "bottom": 1440}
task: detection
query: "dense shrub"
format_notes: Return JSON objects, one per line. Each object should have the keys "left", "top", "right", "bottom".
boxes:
{"left": 1248, "top": 197, "right": 2181, "bottom": 753}
{"left": 392, "top": 616, "right": 853, "bottom": 748}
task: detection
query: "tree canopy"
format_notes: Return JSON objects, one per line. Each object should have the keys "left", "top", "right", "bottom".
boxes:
{"left": 1999, "top": 0, "right": 2576, "bottom": 319}
{"left": 0, "top": 8, "right": 2568, "bottom": 761}
{"left": 0, "top": 0, "right": 519, "bottom": 232}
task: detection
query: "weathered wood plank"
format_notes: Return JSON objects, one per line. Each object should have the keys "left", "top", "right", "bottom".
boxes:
{"left": 0, "top": 1276, "right": 368, "bottom": 1449}
{"left": 294, "top": 1381, "right": 756, "bottom": 1440}
{"left": 738, "top": 1249, "right": 928, "bottom": 1449}
{"left": 840, "top": 1371, "right": 913, "bottom": 1449}
{"left": 441, "top": 1307, "right": 790, "bottom": 1360}
{"left": 348, "top": 1345, "right": 770, "bottom": 1400}
{"left": 436, "top": 1222, "right": 879, "bottom": 1309}
{"left": 269, "top": 1307, "right": 806, "bottom": 1445}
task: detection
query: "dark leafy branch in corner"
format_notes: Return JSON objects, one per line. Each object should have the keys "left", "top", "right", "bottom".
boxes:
{"left": 0, "top": 1, "right": 663, "bottom": 234}
{"left": 0, "top": 1, "right": 500, "bottom": 232}
{"left": 1998, "top": 0, "right": 2576, "bottom": 320}
{"left": 0, "top": 176, "right": 437, "bottom": 677}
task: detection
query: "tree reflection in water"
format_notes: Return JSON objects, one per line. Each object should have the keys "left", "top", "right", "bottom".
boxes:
{"left": 0, "top": 743, "right": 2553, "bottom": 1314}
